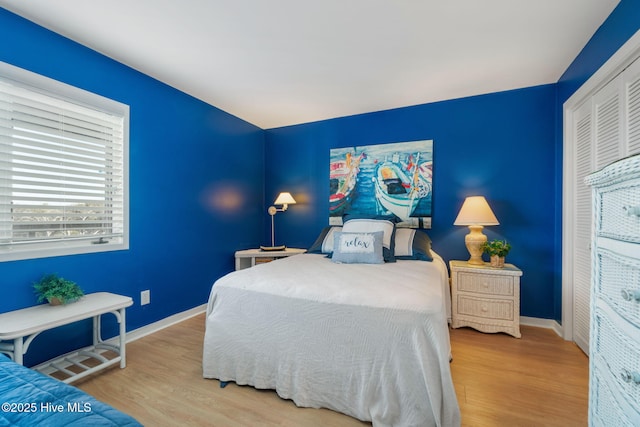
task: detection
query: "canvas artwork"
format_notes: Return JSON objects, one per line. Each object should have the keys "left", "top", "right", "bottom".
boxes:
{"left": 329, "top": 140, "right": 433, "bottom": 228}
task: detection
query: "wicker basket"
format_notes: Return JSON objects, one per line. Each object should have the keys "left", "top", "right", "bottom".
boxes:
{"left": 490, "top": 255, "right": 505, "bottom": 268}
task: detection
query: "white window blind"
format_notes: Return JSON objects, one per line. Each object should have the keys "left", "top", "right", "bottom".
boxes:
{"left": 0, "top": 62, "right": 128, "bottom": 261}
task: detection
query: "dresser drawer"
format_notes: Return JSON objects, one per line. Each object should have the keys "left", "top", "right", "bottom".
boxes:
{"left": 597, "top": 249, "right": 640, "bottom": 328}
{"left": 456, "top": 272, "right": 514, "bottom": 296}
{"left": 592, "top": 307, "right": 640, "bottom": 411}
{"left": 597, "top": 178, "right": 640, "bottom": 243}
{"left": 591, "top": 363, "right": 640, "bottom": 427}
{"left": 456, "top": 295, "right": 515, "bottom": 321}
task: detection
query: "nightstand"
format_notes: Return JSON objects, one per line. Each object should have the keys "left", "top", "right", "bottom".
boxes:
{"left": 449, "top": 260, "right": 523, "bottom": 338}
{"left": 235, "top": 248, "right": 306, "bottom": 270}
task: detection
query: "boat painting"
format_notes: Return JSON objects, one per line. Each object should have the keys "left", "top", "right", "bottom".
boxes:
{"left": 329, "top": 140, "right": 433, "bottom": 228}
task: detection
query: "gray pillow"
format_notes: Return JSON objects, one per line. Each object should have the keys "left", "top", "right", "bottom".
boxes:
{"left": 331, "top": 231, "right": 384, "bottom": 264}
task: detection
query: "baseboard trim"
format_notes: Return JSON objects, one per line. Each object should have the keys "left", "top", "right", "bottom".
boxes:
{"left": 520, "top": 316, "right": 564, "bottom": 337}
{"left": 125, "top": 304, "right": 207, "bottom": 343}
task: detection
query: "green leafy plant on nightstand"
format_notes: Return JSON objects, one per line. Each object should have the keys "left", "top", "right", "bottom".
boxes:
{"left": 34, "top": 274, "right": 84, "bottom": 305}
{"left": 482, "top": 239, "right": 512, "bottom": 268}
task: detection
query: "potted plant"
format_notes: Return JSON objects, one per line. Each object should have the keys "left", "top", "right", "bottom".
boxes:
{"left": 34, "top": 274, "right": 84, "bottom": 305}
{"left": 482, "top": 239, "right": 512, "bottom": 268}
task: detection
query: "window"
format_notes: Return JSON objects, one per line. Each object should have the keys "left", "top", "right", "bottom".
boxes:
{"left": 0, "top": 62, "right": 129, "bottom": 261}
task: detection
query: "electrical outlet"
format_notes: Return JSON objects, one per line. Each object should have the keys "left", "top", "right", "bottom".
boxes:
{"left": 141, "top": 290, "right": 150, "bottom": 305}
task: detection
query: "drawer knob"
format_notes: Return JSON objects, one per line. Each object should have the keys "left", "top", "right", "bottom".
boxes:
{"left": 621, "top": 289, "right": 640, "bottom": 302}
{"left": 623, "top": 205, "right": 640, "bottom": 217}
{"left": 621, "top": 369, "right": 640, "bottom": 385}
{"left": 481, "top": 305, "right": 488, "bottom": 312}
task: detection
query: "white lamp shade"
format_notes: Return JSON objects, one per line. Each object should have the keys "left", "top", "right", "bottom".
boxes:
{"left": 274, "top": 192, "right": 296, "bottom": 205}
{"left": 453, "top": 196, "right": 499, "bottom": 226}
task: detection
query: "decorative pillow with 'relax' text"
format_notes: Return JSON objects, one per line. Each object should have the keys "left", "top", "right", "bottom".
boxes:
{"left": 331, "top": 231, "right": 384, "bottom": 264}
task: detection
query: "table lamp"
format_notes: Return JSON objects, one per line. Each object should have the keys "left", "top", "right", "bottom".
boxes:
{"left": 453, "top": 196, "right": 499, "bottom": 265}
{"left": 262, "top": 192, "right": 296, "bottom": 251}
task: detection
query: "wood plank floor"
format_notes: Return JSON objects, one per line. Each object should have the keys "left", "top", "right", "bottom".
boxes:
{"left": 76, "top": 314, "right": 588, "bottom": 426}
{"left": 450, "top": 325, "right": 588, "bottom": 426}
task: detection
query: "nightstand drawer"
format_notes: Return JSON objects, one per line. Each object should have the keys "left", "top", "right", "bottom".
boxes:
{"left": 457, "top": 295, "right": 515, "bottom": 321}
{"left": 457, "top": 272, "right": 514, "bottom": 296}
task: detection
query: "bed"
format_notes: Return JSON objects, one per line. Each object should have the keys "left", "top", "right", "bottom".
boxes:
{"left": 0, "top": 354, "right": 141, "bottom": 426}
{"left": 203, "top": 224, "right": 460, "bottom": 427}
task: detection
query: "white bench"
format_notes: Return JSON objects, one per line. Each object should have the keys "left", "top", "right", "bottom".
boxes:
{"left": 0, "top": 292, "right": 133, "bottom": 383}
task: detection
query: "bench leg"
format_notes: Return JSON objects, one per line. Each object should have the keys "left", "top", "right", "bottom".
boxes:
{"left": 119, "top": 308, "right": 127, "bottom": 368}
{"left": 14, "top": 338, "right": 23, "bottom": 365}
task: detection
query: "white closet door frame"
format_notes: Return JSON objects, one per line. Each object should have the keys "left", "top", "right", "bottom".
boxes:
{"left": 562, "top": 29, "right": 640, "bottom": 343}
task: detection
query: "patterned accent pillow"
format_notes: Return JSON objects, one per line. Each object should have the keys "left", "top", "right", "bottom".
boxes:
{"left": 394, "top": 228, "right": 433, "bottom": 261}
{"left": 331, "top": 231, "right": 384, "bottom": 264}
{"left": 342, "top": 218, "right": 396, "bottom": 262}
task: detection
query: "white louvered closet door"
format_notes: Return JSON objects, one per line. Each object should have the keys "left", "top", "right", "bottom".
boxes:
{"left": 570, "top": 56, "right": 640, "bottom": 355}
{"left": 572, "top": 99, "right": 593, "bottom": 355}
{"left": 626, "top": 58, "right": 640, "bottom": 156}
{"left": 593, "top": 76, "right": 623, "bottom": 170}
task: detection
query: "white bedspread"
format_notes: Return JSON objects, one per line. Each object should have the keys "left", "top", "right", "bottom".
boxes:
{"left": 203, "top": 253, "right": 460, "bottom": 427}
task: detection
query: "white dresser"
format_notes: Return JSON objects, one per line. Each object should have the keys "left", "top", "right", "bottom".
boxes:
{"left": 585, "top": 154, "right": 640, "bottom": 426}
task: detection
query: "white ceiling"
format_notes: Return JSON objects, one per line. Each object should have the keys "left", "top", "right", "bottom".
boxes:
{"left": 0, "top": 0, "right": 620, "bottom": 129}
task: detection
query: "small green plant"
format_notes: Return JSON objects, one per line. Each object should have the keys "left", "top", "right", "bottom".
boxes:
{"left": 482, "top": 239, "right": 512, "bottom": 257}
{"left": 33, "top": 274, "right": 84, "bottom": 305}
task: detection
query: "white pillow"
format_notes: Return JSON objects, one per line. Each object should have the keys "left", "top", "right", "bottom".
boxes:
{"left": 394, "top": 228, "right": 433, "bottom": 261}
{"left": 321, "top": 226, "right": 341, "bottom": 253}
{"left": 308, "top": 226, "right": 342, "bottom": 254}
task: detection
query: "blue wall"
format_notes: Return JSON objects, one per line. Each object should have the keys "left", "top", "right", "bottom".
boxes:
{"left": 265, "top": 0, "right": 640, "bottom": 324}
{"left": 265, "top": 85, "right": 557, "bottom": 319}
{"left": 0, "top": 9, "right": 265, "bottom": 365}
